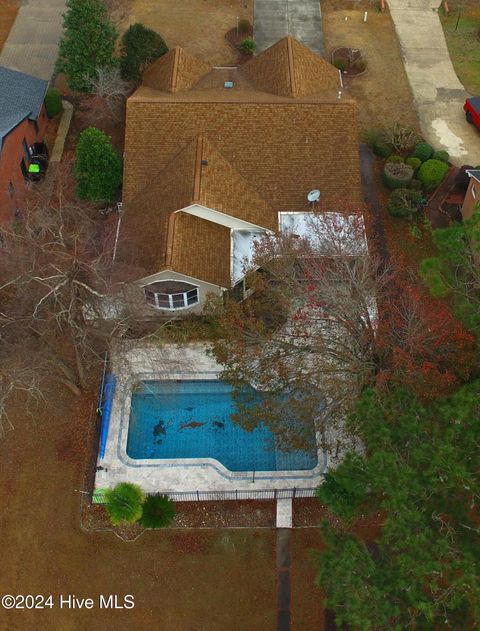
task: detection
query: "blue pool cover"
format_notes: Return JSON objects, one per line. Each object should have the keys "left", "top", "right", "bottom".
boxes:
{"left": 126, "top": 380, "right": 318, "bottom": 472}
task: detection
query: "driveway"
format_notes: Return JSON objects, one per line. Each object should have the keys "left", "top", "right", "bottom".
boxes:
{"left": 387, "top": 0, "right": 480, "bottom": 166}
{"left": 0, "top": 0, "right": 66, "bottom": 81}
{"left": 254, "top": 0, "right": 324, "bottom": 56}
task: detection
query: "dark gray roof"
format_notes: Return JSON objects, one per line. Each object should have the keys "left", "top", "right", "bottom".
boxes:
{"left": 0, "top": 65, "right": 48, "bottom": 146}
{"left": 466, "top": 169, "right": 480, "bottom": 183}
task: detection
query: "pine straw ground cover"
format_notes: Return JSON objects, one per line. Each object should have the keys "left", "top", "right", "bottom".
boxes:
{"left": 1, "top": 385, "right": 278, "bottom": 631}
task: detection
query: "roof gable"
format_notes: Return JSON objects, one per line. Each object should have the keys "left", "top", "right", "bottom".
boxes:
{"left": 191, "top": 136, "right": 277, "bottom": 230}
{"left": 142, "top": 47, "right": 210, "bottom": 93}
{"left": 240, "top": 36, "right": 340, "bottom": 98}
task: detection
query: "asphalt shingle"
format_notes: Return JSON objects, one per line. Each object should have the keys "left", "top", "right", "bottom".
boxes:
{"left": 0, "top": 65, "right": 48, "bottom": 145}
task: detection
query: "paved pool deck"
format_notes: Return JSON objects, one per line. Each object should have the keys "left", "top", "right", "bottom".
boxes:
{"left": 95, "top": 343, "right": 327, "bottom": 496}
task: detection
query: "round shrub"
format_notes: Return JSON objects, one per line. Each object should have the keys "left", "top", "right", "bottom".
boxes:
{"left": 333, "top": 58, "right": 347, "bottom": 71}
{"left": 373, "top": 138, "right": 394, "bottom": 158}
{"left": 382, "top": 162, "right": 414, "bottom": 190}
{"left": 386, "top": 155, "right": 404, "bottom": 164}
{"left": 388, "top": 188, "right": 423, "bottom": 218}
{"left": 120, "top": 23, "right": 168, "bottom": 81}
{"left": 410, "top": 178, "right": 422, "bottom": 191}
{"left": 105, "top": 483, "right": 145, "bottom": 525}
{"left": 413, "top": 141, "right": 434, "bottom": 162}
{"left": 44, "top": 88, "right": 63, "bottom": 118}
{"left": 138, "top": 494, "right": 176, "bottom": 528}
{"left": 418, "top": 159, "right": 449, "bottom": 192}
{"left": 432, "top": 149, "right": 449, "bottom": 163}
{"left": 405, "top": 156, "right": 421, "bottom": 172}
{"left": 240, "top": 37, "right": 256, "bottom": 54}
{"left": 237, "top": 18, "right": 251, "bottom": 34}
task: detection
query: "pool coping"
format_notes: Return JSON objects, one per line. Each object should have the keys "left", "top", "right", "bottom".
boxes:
{"left": 116, "top": 371, "right": 327, "bottom": 482}
{"left": 95, "top": 343, "right": 328, "bottom": 494}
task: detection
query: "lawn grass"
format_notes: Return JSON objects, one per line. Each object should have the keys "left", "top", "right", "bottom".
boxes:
{"left": 0, "top": 0, "right": 19, "bottom": 53}
{"left": 0, "top": 387, "right": 278, "bottom": 631}
{"left": 441, "top": 10, "right": 480, "bottom": 95}
{"left": 290, "top": 529, "right": 326, "bottom": 631}
{"left": 321, "top": 1, "right": 419, "bottom": 134}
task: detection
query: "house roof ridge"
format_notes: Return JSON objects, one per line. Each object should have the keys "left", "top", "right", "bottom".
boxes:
{"left": 286, "top": 36, "right": 296, "bottom": 98}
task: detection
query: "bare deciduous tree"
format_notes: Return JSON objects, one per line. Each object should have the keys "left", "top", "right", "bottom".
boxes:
{"left": 82, "top": 66, "right": 131, "bottom": 121}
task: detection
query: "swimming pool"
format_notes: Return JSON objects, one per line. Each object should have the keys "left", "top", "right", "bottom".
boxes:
{"left": 126, "top": 380, "right": 318, "bottom": 472}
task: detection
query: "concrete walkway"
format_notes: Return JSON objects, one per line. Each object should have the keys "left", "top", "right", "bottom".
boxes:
{"left": 0, "top": 0, "right": 66, "bottom": 81}
{"left": 276, "top": 529, "right": 292, "bottom": 631}
{"left": 255, "top": 0, "right": 324, "bottom": 56}
{"left": 387, "top": 0, "right": 480, "bottom": 166}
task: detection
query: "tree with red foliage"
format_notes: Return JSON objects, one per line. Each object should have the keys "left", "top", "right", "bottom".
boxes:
{"left": 376, "top": 283, "right": 476, "bottom": 399}
{"left": 211, "top": 213, "right": 477, "bottom": 454}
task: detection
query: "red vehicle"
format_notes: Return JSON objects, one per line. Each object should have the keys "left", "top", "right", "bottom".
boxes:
{"left": 464, "top": 97, "right": 480, "bottom": 128}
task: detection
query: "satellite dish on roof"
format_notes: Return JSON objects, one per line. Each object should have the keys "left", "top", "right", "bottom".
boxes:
{"left": 307, "top": 189, "right": 321, "bottom": 203}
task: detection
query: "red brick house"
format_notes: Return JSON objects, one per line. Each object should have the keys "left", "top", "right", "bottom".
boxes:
{"left": 461, "top": 169, "right": 480, "bottom": 222}
{"left": 117, "top": 37, "right": 365, "bottom": 314}
{"left": 0, "top": 66, "right": 49, "bottom": 223}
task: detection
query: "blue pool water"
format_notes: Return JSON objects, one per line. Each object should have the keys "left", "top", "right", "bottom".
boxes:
{"left": 126, "top": 380, "right": 318, "bottom": 472}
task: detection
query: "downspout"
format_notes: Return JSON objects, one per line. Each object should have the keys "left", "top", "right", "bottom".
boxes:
{"left": 112, "top": 201, "right": 123, "bottom": 262}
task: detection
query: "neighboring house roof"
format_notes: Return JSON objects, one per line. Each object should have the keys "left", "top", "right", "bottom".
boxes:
{"left": 466, "top": 169, "right": 480, "bottom": 184}
{"left": 119, "top": 37, "right": 362, "bottom": 288}
{"left": 0, "top": 66, "right": 48, "bottom": 146}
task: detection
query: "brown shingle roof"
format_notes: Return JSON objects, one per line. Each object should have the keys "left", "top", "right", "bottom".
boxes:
{"left": 142, "top": 47, "right": 210, "bottom": 93}
{"left": 193, "top": 136, "right": 277, "bottom": 230}
{"left": 240, "top": 35, "right": 340, "bottom": 98}
{"left": 116, "top": 138, "right": 198, "bottom": 273}
{"left": 120, "top": 37, "right": 362, "bottom": 288}
{"left": 169, "top": 212, "right": 232, "bottom": 287}
{"left": 117, "top": 134, "right": 274, "bottom": 280}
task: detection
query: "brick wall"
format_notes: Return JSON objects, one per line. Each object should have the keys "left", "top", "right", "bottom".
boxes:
{"left": 461, "top": 176, "right": 479, "bottom": 221}
{"left": 0, "top": 104, "right": 48, "bottom": 223}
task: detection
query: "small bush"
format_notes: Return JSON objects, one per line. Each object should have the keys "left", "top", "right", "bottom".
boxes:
{"left": 418, "top": 159, "right": 449, "bottom": 192}
{"left": 385, "top": 123, "right": 420, "bottom": 153}
{"left": 75, "top": 127, "right": 122, "bottom": 202}
{"left": 410, "top": 178, "right": 423, "bottom": 191}
{"left": 388, "top": 188, "right": 423, "bottom": 218}
{"left": 382, "top": 162, "right": 414, "bottom": 190}
{"left": 386, "top": 155, "right": 404, "bottom": 164}
{"left": 44, "top": 88, "right": 63, "bottom": 118}
{"left": 352, "top": 57, "right": 367, "bottom": 72}
{"left": 105, "top": 483, "right": 145, "bottom": 525}
{"left": 240, "top": 37, "right": 256, "bottom": 54}
{"left": 413, "top": 141, "right": 434, "bottom": 162}
{"left": 432, "top": 149, "right": 449, "bottom": 163}
{"left": 139, "top": 494, "right": 176, "bottom": 529}
{"left": 333, "top": 58, "right": 347, "bottom": 71}
{"left": 120, "top": 23, "right": 168, "bottom": 81}
{"left": 237, "top": 18, "right": 251, "bottom": 34}
{"left": 405, "top": 156, "right": 421, "bottom": 172}
{"left": 373, "top": 138, "right": 394, "bottom": 158}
